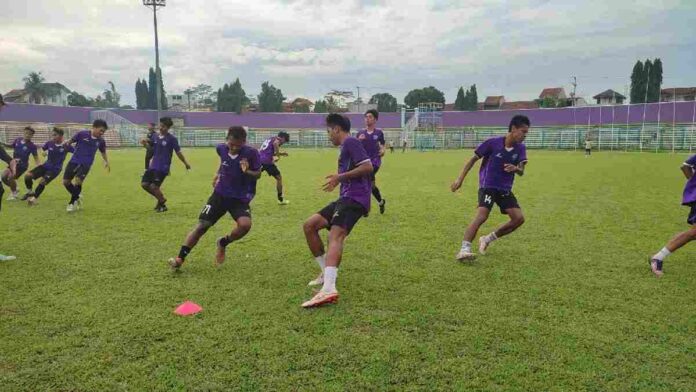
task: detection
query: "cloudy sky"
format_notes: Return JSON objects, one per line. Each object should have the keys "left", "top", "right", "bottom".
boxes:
{"left": 1, "top": 0, "right": 694, "bottom": 107}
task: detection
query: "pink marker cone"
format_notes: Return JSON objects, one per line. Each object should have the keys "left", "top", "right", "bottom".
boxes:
{"left": 174, "top": 301, "right": 202, "bottom": 316}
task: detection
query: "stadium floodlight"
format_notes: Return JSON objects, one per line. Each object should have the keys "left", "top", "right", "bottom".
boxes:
{"left": 143, "top": 0, "right": 166, "bottom": 119}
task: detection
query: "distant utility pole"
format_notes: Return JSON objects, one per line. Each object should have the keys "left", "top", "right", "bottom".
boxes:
{"left": 143, "top": 0, "right": 166, "bottom": 119}
{"left": 356, "top": 86, "right": 361, "bottom": 103}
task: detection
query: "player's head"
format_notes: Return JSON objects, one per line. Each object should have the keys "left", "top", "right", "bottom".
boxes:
{"left": 508, "top": 115, "right": 530, "bottom": 143}
{"left": 159, "top": 117, "right": 173, "bottom": 133}
{"left": 23, "top": 126, "right": 35, "bottom": 140}
{"left": 226, "top": 126, "right": 247, "bottom": 154}
{"left": 364, "top": 109, "right": 379, "bottom": 127}
{"left": 92, "top": 119, "right": 108, "bottom": 137}
{"left": 148, "top": 122, "right": 156, "bottom": 132}
{"left": 52, "top": 127, "right": 65, "bottom": 143}
{"left": 277, "top": 131, "right": 290, "bottom": 145}
{"left": 326, "top": 113, "right": 351, "bottom": 146}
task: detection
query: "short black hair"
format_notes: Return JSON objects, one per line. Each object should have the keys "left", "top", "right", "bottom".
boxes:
{"left": 93, "top": 119, "right": 108, "bottom": 130}
{"left": 365, "top": 109, "right": 379, "bottom": 120}
{"left": 52, "top": 127, "right": 64, "bottom": 136}
{"left": 160, "top": 117, "right": 173, "bottom": 129}
{"left": 278, "top": 131, "right": 290, "bottom": 143}
{"left": 227, "top": 126, "right": 247, "bottom": 141}
{"left": 24, "top": 126, "right": 35, "bottom": 135}
{"left": 326, "top": 113, "right": 351, "bottom": 133}
{"left": 508, "top": 115, "right": 530, "bottom": 132}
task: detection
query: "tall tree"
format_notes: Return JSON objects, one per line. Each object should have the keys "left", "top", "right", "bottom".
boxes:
{"left": 647, "top": 58, "right": 663, "bottom": 103}
{"left": 68, "top": 91, "right": 93, "bottom": 107}
{"left": 369, "top": 93, "right": 398, "bottom": 112}
{"left": 404, "top": 86, "right": 445, "bottom": 108}
{"left": 454, "top": 87, "right": 466, "bottom": 110}
{"left": 229, "top": 78, "right": 249, "bottom": 114}
{"left": 630, "top": 60, "right": 644, "bottom": 104}
{"left": 22, "top": 72, "right": 48, "bottom": 104}
{"left": 642, "top": 59, "right": 653, "bottom": 104}
{"left": 468, "top": 84, "right": 478, "bottom": 111}
{"left": 157, "top": 67, "right": 168, "bottom": 109}
{"left": 313, "top": 100, "right": 328, "bottom": 113}
{"left": 135, "top": 79, "right": 144, "bottom": 109}
{"left": 258, "top": 82, "right": 286, "bottom": 112}
{"left": 147, "top": 67, "right": 157, "bottom": 109}
{"left": 102, "top": 81, "right": 121, "bottom": 108}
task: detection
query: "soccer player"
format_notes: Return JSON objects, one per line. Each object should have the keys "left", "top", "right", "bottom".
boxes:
{"left": 258, "top": 131, "right": 290, "bottom": 205}
{"left": 357, "top": 109, "right": 387, "bottom": 214}
{"left": 648, "top": 155, "right": 696, "bottom": 277}
{"left": 585, "top": 138, "right": 592, "bottom": 157}
{"left": 2, "top": 126, "right": 39, "bottom": 201}
{"left": 62, "top": 120, "right": 110, "bottom": 212}
{"left": 450, "top": 115, "right": 530, "bottom": 260}
{"left": 0, "top": 94, "right": 16, "bottom": 260}
{"left": 168, "top": 126, "right": 261, "bottom": 270}
{"left": 141, "top": 122, "right": 156, "bottom": 170}
{"left": 301, "top": 114, "right": 373, "bottom": 308}
{"left": 141, "top": 117, "right": 191, "bottom": 212}
{"left": 21, "top": 128, "right": 74, "bottom": 205}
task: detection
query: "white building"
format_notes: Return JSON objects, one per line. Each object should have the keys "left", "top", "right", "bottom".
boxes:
{"left": 661, "top": 88, "right": 696, "bottom": 102}
{"left": 4, "top": 83, "right": 71, "bottom": 106}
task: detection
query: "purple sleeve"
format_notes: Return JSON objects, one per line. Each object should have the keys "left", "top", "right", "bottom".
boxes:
{"left": 42, "top": 142, "right": 50, "bottom": 151}
{"left": 216, "top": 144, "right": 226, "bottom": 159}
{"left": 66, "top": 145, "right": 75, "bottom": 153}
{"left": 378, "top": 131, "right": 385, "bottom": 145}
{"left": 519, "top": 145, "right": 528, "bottom": 162}
{"left": 347, "top": 138, "right": 370, "bottom": 165}
{"left": 474, "top": 139, "right": 492, "bottom": 158}
{"left": 98, "top": 139, "right": 106, "bottom": 153}
{"left": 686, "top": 155, "right": 696, "bottom": 166}
{"left": 172, "top": 137, "right": 181, "bottom": 153}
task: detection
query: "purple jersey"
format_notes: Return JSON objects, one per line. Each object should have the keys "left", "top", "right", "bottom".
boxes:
{"left": 357, "top": 128, "right": 385, "bottom": 168}
{"left": 213, "top": 144, "right": 261, "bottom": 202}
{"left": 682, "top": 154, "right": 696, "bottom": 205}
{"left": 338, "top": 137, "right": 372, "bottom": 211}
{"left": 69, "top": 130, "right": 106, "bottom": 166}
{"left": 259, "top": 136, "right": 278, "bottom": 165}
{"left": 475, "top": 136, "right": 528, "bottom": 192}
{"left": 42, "top": 141, "right": 74, "bottom": 173}
{"left": 149, "top": 133, "right": 181, "bottom": 174}
{"left": 12, "top": 138, "right": 38, "bottom": 166}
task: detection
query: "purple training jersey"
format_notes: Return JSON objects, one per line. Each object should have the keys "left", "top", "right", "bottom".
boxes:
{"left": 213, "top": 143, "right": 261, "bottom": 203}
{"left": 69, "top": 130, "right": 106, "bottom": 166}
{"left": 42, "top": 141, "right": 74, "bottom": 173}
{"left": 12, "top": 138, "right": 38, "bottom": 166}
{"left": 682, "top": 154, "right": 696, "bottom": 205}
{"left": 148, "top": 133, "right": 181, "bottom": 174}
{"left": 259, "top": 136, "right": 278, "bottom": 165}
{"left": 338, "top": 137, "right": 372, "bottom": 212}
{"left": 475, "top": 136, "right": 528, "bottom": 192}
{"left": 357, "top": 128, "right": 385, "bottom": 168}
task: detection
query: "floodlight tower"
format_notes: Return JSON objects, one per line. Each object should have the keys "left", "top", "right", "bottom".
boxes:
{"left": 143, "top": 0, "right": 166, "bottom": 119}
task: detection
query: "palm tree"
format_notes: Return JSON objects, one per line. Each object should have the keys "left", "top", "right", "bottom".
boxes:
{"left": 22, "top": 72, "right": 48, "bottom": 104}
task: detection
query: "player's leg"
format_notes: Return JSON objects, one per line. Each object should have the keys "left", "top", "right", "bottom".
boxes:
{"left": 28, "top": 176, "right": 48, "bottom": 205}
{"left": 458, "top": 207, "right": 490, "bottom": 260}
{"left": 23, "top": 170, "right": 35, "bottom": 197}
{"left": 273, "top": 174, "right": 288, "bottom": 204}
{"left": 371, "top": 167, "right": 386, "bottom": 214}
{"left": 149, "top": 183, "right": 167, "bottom": 211}
{"left": 650, "top": 206, "right": 696, "bottom": 277}
{"left": 71, "top": 177, "right": 84, "bottom": 206}
{"left": 303, "top": 205, "right": 332, "bottom": 286}
{"left": 215, "top": 209, "right": 252, "bottom": 266}
{"left": 0, "top": 182, "right": 4, "bottom": 211}
{"left": 169, "top": 194, "right": 225, "bottom": 269}
{"left": 479, "top": 191, "right": 524, "bottom": 255}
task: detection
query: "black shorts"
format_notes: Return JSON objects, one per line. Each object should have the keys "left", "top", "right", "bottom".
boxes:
{"left": 13, "top": 162, "right": 28, "bottom": 179}
{"left": 478, "top": 188, "right": 520, "bottom": 214}
{"left": 141, "top": 169, "right": 167, "bottom": 186}
{"left": 198, "top": 192, "right": 251, "bottom": 225}
{"left": 261, "top": 163, "right": 281, "bottom": 177}
{"left": 318, "top": 199, "right": 367, "bottom": 234}
{"left": 687, "top": 203, "right": 696, "bottom": 225}
{"left": 29, "top": 165, "right": 60, "bottom": 184}
{"left": 63, "top": 163, "right": 91, "bottom": 181}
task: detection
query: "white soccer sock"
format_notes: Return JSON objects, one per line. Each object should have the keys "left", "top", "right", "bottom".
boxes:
{"left": 315, "top": 255, "right": 326, "bottom": 271}
{"left": 322, "top": 266, "right": 337, "bottom": 293}
{"left": 461, "top": 241, "right": 472, "bottom": 251}
{"left": 653, "top": 247, "right": 671, "bottom": 261}
{"left": 486, "top": 232, "right": 498, "bottom": 243}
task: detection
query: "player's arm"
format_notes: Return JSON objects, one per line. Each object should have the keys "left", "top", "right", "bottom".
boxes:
{"left": 240, "top": 159, "right": 261, "bottom": 178}
{"left": 176, "top": 151, "right": 191, "bottom": 170}
{"left": 451, "top": 155, "right": 480, "bottom": 192}
{"left": 273, "top": 140, "right": 288, "bottom": 157}
{"left": 323, "top": 160, "right": 373, "bottom": 192}
{"left": 681, "top": 163, "right": 695, "bottom": 180}
{"left": 505, "top": 161, "right": 528, "bottom": 176}
{"left": 100, "top": 150, "right": 110, "bottom": 172}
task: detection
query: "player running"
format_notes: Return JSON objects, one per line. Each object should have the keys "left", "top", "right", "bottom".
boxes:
{"left": 169, "top": 126, "right": 261, "bottom": 270}
{"left": 357, "top": 109, "right": 387, "bottom": 214}
{"left": 648, "top": 154, "right": 696, "bottom": 277}
{"left": 140, "top": 117, "right": 191, "bottom": 212}
{"left": 258, "top": 131, "right": 290, "bottom": 205}
{"left": 301, "top": 114, "right": 373, "bottom": 308}
{"left": 450, "top": 115, "right": 530, "bottom": 261}
{"left": 62, "top": 120, "right": 110, "bottom": 212}
{"left": 1, "top": 126, "right": 39, "bottom": 201}
{"left": 21, "top": 128, "right": 74, "bottom": 205}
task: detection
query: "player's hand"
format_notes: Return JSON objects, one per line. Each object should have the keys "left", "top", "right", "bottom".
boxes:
{"left": 450, "top": 178, "right": 463, "bottom": 192}
{"left": 322, "top": 174, "right": 340, "bottom": 192}
{"left": 504, "top": 164, "right": 519, "bottom": 173}
{"left": 240, "top": 158, "right": 249, "bottom": 173}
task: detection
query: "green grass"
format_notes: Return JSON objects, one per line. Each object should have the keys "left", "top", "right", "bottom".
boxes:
{"left": 1, "top": 148, "right": 694, "bottom": 391}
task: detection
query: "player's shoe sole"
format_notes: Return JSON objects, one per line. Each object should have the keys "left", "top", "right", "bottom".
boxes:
{"left": 215, "top": 238, "right": 226, "bottom": 267}
{"left": 478, "top": 236, "right": 490, "bottom": 255}
{"left": 456, "top": 250, "right": 476, "bottom": 261}
{"left": 648, "top": 257, "right": 663, "bottom": 278}
{"left": 302, "top": 290, "right": 339, "bottom": 308}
